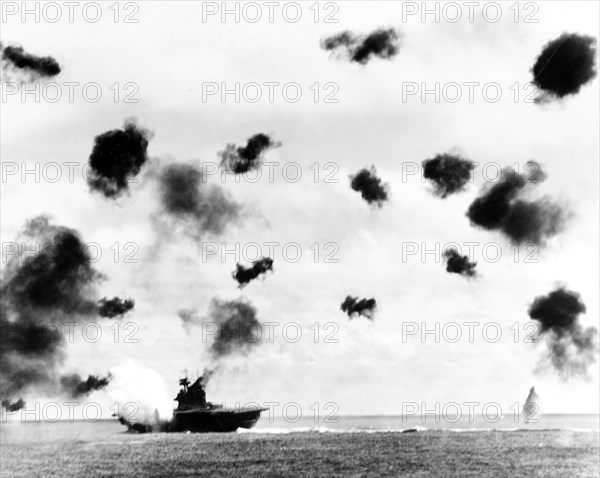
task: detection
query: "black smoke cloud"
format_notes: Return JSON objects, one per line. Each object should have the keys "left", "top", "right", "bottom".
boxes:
{"left": 341, "top": 296, "right": 377, "bottom": 320}
{"left": 1, "top": 43, "right": 60, "bottom": 77}
{"left": 443, "top": 248, "right": 477, "bottom": 278}
{"left": 98, "top": 297, "right": 135, "bottom": 318}
{"left": 88, "top": 119, "right": 153, "bottom": 199}
{"left": 528, "top": 287, "right": 598, "bottom": 379}
{"left": 0, "top": 216, "right": 125, "bottom": 400}
{"left": 532, "top": 33, "right": 597, "bottom": 101}
{"left": 423, "top": 154, "right": 474, "bottom": 198}
{"left": 321, "top": 28, "right": 401, "bottom": 64}
{"left": 219, "top": 134, "right": 279, "bottom": 174}
{"left": 208, "top": 298, "right": 262, "bottom": 357}
{"left": 232, "top": 258, "right": 274, "bottom": 288}
{"left": 60, "top": 373, "right": 111, "bottom": 398}
{"left": 158, "top": 163, "right": 241, "bottom": 238}
{"left": 466, "top": 162, "right": 566, "bottom": 245}
{"left": 350, "top": 166, "right": 389, "bottom": 207}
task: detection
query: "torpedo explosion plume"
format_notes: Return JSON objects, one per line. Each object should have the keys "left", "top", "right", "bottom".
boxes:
{"left": 532, "top": 33, "right": 597, "bottom": 101}
{"left": 443, "top": 248, "right": 477, "bottom": 278}
{"left": 158, "top": 163, "right": 241, "bottom": 238}
{"left": 88, "top": 119, "right": 153, "bottom": 198}
{"left": 232, "top": 257, "right": 274, "bottom": 288}
{"left": 1, "top": 42, "right": 61, "bottom": 77}
{"left": 466, "top": 162, "right": 566, "bottom": 245}
{"left": 341, "top": 296, "right": 377, "bottom": 320}
{"left": 219, "top": 133, "right": 280, "bottom": 174}
{"left": 0, "top": 216, "right": 126, "bottom": 400}
{"left": 321, "top": 28, "right": 401, "bottom": 64}
{"left": 350, "top": 166, "right": 389, "bottom": 207}
{"left": 423, "top": 154, "right": 474, "bottom": 198}
{"left": 528, "top": 287, "right": 598, "bottom": 379}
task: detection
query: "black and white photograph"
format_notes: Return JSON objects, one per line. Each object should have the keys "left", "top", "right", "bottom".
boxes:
{"left": 1, "top": 1, "right": 599, "bottom": 477}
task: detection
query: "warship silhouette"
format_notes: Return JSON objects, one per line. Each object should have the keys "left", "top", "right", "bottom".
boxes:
{"left": 117, "top": 374, "right": 267, "bottom": 433}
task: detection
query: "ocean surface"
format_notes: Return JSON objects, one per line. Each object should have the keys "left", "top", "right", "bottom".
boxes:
{"left": 1, "top": 415, "right": 598, "bottom": 477}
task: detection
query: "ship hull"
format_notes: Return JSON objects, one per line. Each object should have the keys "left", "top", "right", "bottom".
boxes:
{"left": 169, "top": 408, "right": 265, "bottom": 433}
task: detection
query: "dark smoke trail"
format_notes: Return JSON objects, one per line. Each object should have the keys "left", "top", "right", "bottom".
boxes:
{"left": 98, "top": 297, "right": 135, "bottom": 318}
{"left": 341, "top": 296, "right": 377, "bottom": 320}
{"left": 232, "top": 257, "right": 274, "bottom": 288}
{"left": 350, "top": 166, "right": 389, "bottom": 207}
{"left": 158, "top": 163, "right": 241, "bottom": 238}
{"left": 0, "top": 216, "right": 133, "bottom": 399}
{"left": 528, "top": 287, "right": 598, "bottom": 379}
{"left": 208, "top": 298, "right": 262, "bottom": 357}
{"left": 1, "top": 43, "right": 60, "bottom": 77}
{"left": 59, "top": 373, "right": 111, "bottom": 398}
{"left": 443, "top": 248, "right": 477, "bottom": 278}
{"left": 1, "top": 399, "right": 25, "bottom": 412}
{"left": 88, "top": 119, "right": 153, "bottom": 199}
{"left": 321, "top": 28, "right": 401, "bottom": 64}
{"left": 422, "top": 154, "right": 474, "bottom": 198}
{"left": 532, "top": 33, "right": 597, "bottom": 101}
{"left": 466, "top": 162, "right": 566, "bottom": 245}
{"left": 219, "top": 134, "right": 280, "bottom": 174}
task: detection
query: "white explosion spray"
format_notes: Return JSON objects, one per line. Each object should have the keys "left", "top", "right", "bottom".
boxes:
{"left": 522, "top": 386, "right": 540, "bottom": 423}
{"left": 107, "top": 361, "right": 173, "bottom": 423}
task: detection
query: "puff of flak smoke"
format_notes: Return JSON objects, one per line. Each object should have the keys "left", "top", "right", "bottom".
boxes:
{"left": 528, "top": 287, "right": 598, "bottom": 380}
{"left": 98, "top": 297, "right": 135, "bottom": 318}
{"left": 443, "top": 248, "right": 477, "bottom": 278}
{"left": 321, "top": 28, "right": 402, "bottom": 64}
{"left": 60, "top": 373, "right": 111, "bottom": 398}
{"left": 158, "top": 163, "right": 241, "bottom": 238}
{"left": 208, "top": 298, "right": 262, "bottom": 357}
{"left": 232, "top": 257, "right": 274, "bottom": 288}
{"left": 466, "top": 162, "right": 566, "bottom": 245}
{"left": 1, "top": 42, "right": 60, "bottom": 78}
{"left": 350, "top": 166, "right": 390, "bottom": 207}
{"left": 341, "top": 296, "right": 377, "bottom": 320}
{"left": 532, "top": 33, "right": 597, "bottom": 102}
{"left": 219, "top": 134, "right": 280, "bottom": 174}
{"left": 88, "top": 119, "right": 153, "bottom": 199}
{"left": 423, "top": 153, "right": 475, "bottom": 198}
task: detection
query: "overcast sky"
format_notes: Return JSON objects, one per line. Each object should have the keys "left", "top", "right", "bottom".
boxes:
{"left": 1, "top": 1, "right": 599, "bottom": 416}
